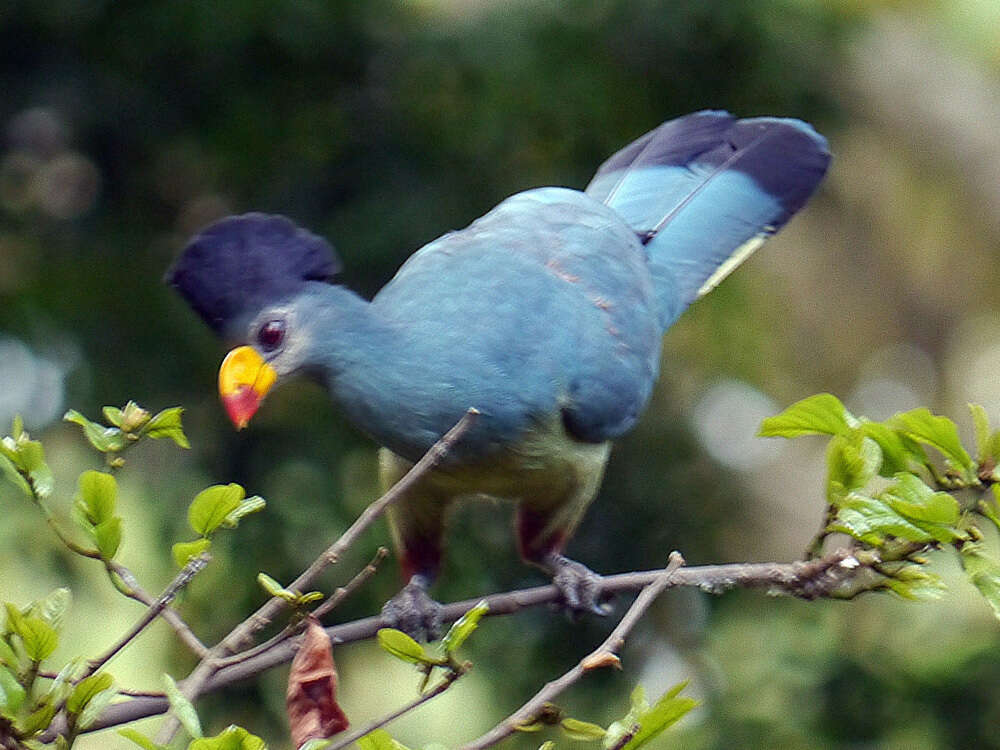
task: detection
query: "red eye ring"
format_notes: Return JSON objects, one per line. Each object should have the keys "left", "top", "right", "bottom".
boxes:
{"left": 258, "top": 319, "right": 285, "bottom": 351}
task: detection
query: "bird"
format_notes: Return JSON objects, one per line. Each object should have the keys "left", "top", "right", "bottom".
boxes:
{"left": 167, "top": 110, "right": 830, "bottom": 639}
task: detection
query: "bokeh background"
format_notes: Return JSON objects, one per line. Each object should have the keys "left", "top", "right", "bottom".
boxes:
{"left": 3, "top": 1, "right": 1000, "bottom": 748}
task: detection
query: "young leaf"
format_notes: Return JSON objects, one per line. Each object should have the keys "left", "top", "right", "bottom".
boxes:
{"left": 189, "top": 726, "right": 267, "bottom": 750}
{"left": 94, "top": 517, "right": 123, "bottom": 560}
{"left": 376, "top": 629, "right": 435, "bottom": 665}
{"left": 0, "top": 666, "right": 26, "bottom": 714}
{"left": 357, "top": 729, "right": 406, "bottom": 750}
{"left": 120, "top": 401, "right": 151, "bottom": 431}
{"left": 221, "top": 496, "right": 266, "bottom": 528}
{"left": 0, "top": 452, "right": 32, "bottom": 498}
{"left": 118, "top": 729, "right": 167, "bottom": 750}
{"left": 257, "top": 573, "right": 295, "bottom": 601}
{"left": 441, "top": 600, "right": 488, "bottom": 654}
{"left": 172, "top": 539, "right": 212, "bottom": 568}
{"left": 828, "top": 494, "right": 934, "bottom": 547}
{"left": 163, "top": 674, "right": 202, "bottom": 739}
{"left": 66, "top": 672, "right": 113, "bottom": 715}
{"left": 19, "top": 440, "right": 54, "bottom": 498}
{"left": 102, "top": 407, "right": 125, "bottom": 427}
{"left": 560, "top": 718, "right": 607, "bottom": 741}
{"left": 77, "top": 471, "right": 117, "bottom": 525}
{"left": 19, "top": 700, "right": 57, "bottom": 735}
{"left": 36, "top": 588, "right": 71, "bottom": 630}
{"left": 960, "top": 542, "right": 1000, "bottom": 621}
{"left": 970, "top": 403, "right": 991, "bottom": 462}
{"left": 621, "top": 682, "right": 698, "bottom": 750}
{"left": 0, "top": 637, "right": 18, "bottom": 669}
{"left": 188, "top": 484, "right": 245, "bottom": 537}
{"left": 144, "top": 407, "right": 190, "bottom": 449}
{"left": 858, "top": 420, "right": 913, "bottom": 476}
{"left": 880, "top": 474, "right": 959, "bottom": 525}
{"left": 287, "top": 618, "right": 349, "bottom": 747}
{"left": 63, "top": 410, "right": 128, "bottom": 453}
{"left": 20, "top": 616, "right": 58, "bottom": 662}
{"left": 826, "top": 433, "right": 881, "bottom": 503}
{"left": 890, "top": 408, "right": 975, "bottom": 476}
{"left": 758, "top": 393, "right": 856, "bottom": 438}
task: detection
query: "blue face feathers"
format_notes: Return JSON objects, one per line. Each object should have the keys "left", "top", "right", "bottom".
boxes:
{"left": 166, "top": 213, "right": 342, "bottom": 338}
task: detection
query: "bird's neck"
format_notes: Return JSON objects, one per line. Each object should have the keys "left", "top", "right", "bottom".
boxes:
{"left": 298, "top": 283, "right": 416, "bottom": 447}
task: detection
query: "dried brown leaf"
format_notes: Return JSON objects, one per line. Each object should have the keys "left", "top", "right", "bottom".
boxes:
{"left": 287, "top": 617, "right": 349, "bottom": 747}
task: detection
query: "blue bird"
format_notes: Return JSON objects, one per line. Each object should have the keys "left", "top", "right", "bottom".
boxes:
{"left": 167, "top": 111, "right": 830, "bottom": 638}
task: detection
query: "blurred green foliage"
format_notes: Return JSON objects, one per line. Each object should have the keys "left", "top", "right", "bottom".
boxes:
{"left": 4, "top": 1, "right": 1000, "bottom": 749}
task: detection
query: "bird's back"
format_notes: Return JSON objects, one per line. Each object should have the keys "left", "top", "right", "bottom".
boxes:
{"left": 371, "top": 187, "right": 663, "bottom": 450}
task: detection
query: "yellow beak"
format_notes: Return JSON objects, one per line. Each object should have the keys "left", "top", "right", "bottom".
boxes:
{"left": 218, "top": 346, "right": 278, "bottom": 429}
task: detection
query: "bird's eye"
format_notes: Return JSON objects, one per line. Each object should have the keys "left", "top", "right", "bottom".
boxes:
{"left": 257, "top": 319, "right": 286, "bottom": 351}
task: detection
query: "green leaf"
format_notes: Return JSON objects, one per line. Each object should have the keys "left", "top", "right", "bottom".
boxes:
{"left": 0, "top": 637, "right": 18, "bottom": 669}
{"left": 560, "top": 718, "right": 607, "bottom": 741}
{"left": 881, "top": 474, "right": 959, "bottom": 525}
{"left": 979, "top": 486, "right": 1000, "bottom": 534}
{"left": 0, "top": 666, "right": 26, "bottom": 714}
{"left": 144, "top": 407, "right": 190, "bottom": 449}
{"left": 826, "top": 433, "right": 881, "bottom": 503}
{"left": 441, "top": 599, "right": 488, "bottom": 654}
{"left": 75, "top": 678, "right": 117, "bottom": 730}
{"left": 188, "top": 484, "right": 245, "bottom": 537}
{"left": 5, "top": 603, "right": 27, "bottom": 639}
{"left": 94, "top": 517, "right": 123, "bottom": 559}
{"left": 220, "top": 496, "right": 266, "bottom": 528}
{"left": 758, "top": 393, "right": 856, "bottom": 438}
{"left": 188, "top": 726, "right": 267, "bottom": 750}
{"left": 299, "top": 740, "right": 333, "bottom": 750}
{"left": 881, "top": 566, "right": 947, "bottom": 601}
{"left": 538, "top": 743, "right": 556, "bottom": 750}
{"left": 890, "top": 408, "right": 975, "bottom": 476}
{"left": 859, "top": 421, "right": 914, "bottom": 476}
{"left": 622, "top": 682, "right": 698, "bottom": 750}
{"left": 19, "top": 440, "right": 54, "bottom": 498}
{"left": 357, "top": 729, "right": 406, "bottom": 750}
{"left": 77, "top": 471, "right": 117, "bottom": 524}
{"left": 960, "top": 542, "right": 1000, "bottom": 621}
{"left": 0, "top": 452, "right": 31, "bottom": 498}
{"left": 19, "top": 700, "right": 57, "bottom": 735}
{"left": 102, "top": 407, "right": 125, "bottom": 427}
{"left": 970, "top": 403, "right": 991, "bottom": 462}
{"left": 256, "top": 573, "right": 296, "bottom": 602}
{"left": 67, "top": 672, "right": 113, "bottom": 715}
{"left": 376, "top": 628, "right": 435, "bottom": 665}
{"left": 11, "top": 416, "right": 23, "bottom": 440}
{"left": 828, "top": 494, "right": 929, "bottom": 546}
{"left": 172, "top": 538, "right": 212, "bottom": 568}
{"left": 118, "top": 729, "right": 167, "bottom": 750}
{"left": 163, "top": 674, "right": 202, "bottom": 739}
{"left": 63, "top": 410, "right": 128, "bottom": 453}
{"left": 20, "top": 616, "right": 58, "bottom": 662}
{"left": 36, "top": 588, "right": 71, "bottom": 630}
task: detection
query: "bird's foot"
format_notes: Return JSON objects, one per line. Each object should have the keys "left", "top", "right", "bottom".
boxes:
{"left": 380, "top": 575, "right": 443, "bottom": 642}
{"left": 544, "top": 553, "right": 613, "bottom": 618}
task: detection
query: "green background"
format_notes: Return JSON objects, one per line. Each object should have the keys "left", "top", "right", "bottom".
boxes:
{"left": 3, "top": 1, "right": 1000, "bottom": 747}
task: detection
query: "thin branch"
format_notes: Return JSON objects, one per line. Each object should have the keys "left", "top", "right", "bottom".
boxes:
{"left": 326, "top": 669, "right": 465, "bottom": 750}
{"left": 86, "top": 546, "right": 863, "bottom": 733}
{"left": 213, "top": 547, "right": 389, "bottom": 671}
{"left": 83, "top": 554, "right": 210, "bottom": 677}
{"left": 461, "top": 551, "right": 685, "bottom": 750}
{"left": 106, "top": 560, "right": 210, "bottom": 658}
{"left": 152, "top": 410, "right": 479, "bottom": 745}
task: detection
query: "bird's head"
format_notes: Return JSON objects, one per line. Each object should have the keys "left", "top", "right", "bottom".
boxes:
{"left": 166, "top": 213, "right": 342, "bottom": 429}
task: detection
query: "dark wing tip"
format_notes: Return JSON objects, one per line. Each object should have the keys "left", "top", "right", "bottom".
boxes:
{"left": 166, "top": 213, "right": 341, "bottom": 336}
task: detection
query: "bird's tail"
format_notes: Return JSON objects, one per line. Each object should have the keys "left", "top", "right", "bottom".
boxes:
{"left": 586, "top": 110, "right": 830, "bottom": 329}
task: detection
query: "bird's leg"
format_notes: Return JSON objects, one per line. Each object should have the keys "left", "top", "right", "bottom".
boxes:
{"left": 516, "top": 505, "right": 611, "bottom": 617}
{"left": 379, "top": 449, "right": 449, "bottom": 641}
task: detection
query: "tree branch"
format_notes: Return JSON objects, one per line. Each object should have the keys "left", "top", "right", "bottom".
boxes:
{"left": 151, "top": 410, "right": 479, "bottom": 745}
{"left": 461, "top": 551, "right": 686, "bottom": 750}
{"left": 87, "top": 545, "right": 863, "bottom": 733}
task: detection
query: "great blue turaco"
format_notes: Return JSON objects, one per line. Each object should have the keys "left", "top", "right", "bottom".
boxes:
{"left": 167, "top": 110, "right": 830, "bottom": 639}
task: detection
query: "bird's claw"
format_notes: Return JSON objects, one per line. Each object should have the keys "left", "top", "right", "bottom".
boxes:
{"left": 380, "top": 576, "right": 443, "bottom": 642}
{"left": 546, "top": 554, "right": 613, "bottom": 618}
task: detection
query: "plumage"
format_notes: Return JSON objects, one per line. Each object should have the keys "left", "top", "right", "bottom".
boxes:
{"left": 167, "top": 110, "right": 830, "bottom": 637}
